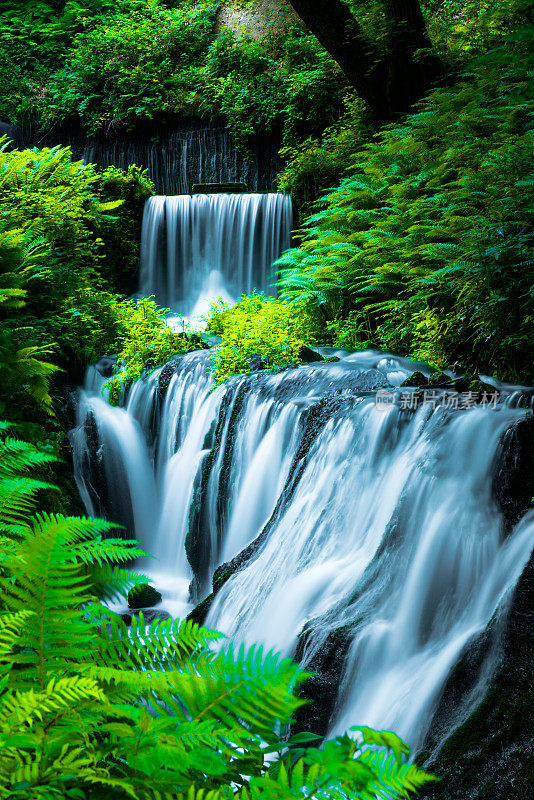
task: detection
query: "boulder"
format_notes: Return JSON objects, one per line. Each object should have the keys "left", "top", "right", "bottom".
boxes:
{"left": 247, "top": 353, "right": 265, "bottom": 371}
{"left": 299, "top": 345, "right": 324, "bottom": 363}
{"left": 127, "top": 583, "right": 162, "bottom": 609}
{"left": 94, "top": 355, "right": 117, "bottom": 378}
{"left": 400, "top": 371, "right": 428, "bottom": 388}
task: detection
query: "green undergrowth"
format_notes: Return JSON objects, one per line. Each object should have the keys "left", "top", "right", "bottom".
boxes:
{"left": 0, "top": 140, "right": 178, "bottom": 431}
{"left": 205, "top": 292, "right": 320, "bottom": 384}
{"left": 0, "top": 422, "right": 435, "bottom": 799}
{"left": 104, "top": 298, "right": 200, "bottom": 404}
{"left": 277, "top": 27, "right": 534, "bottom": 382}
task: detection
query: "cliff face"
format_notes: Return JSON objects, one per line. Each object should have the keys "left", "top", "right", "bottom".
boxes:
{"left": 217, "top": 0, "right": 301, "bottom": 40}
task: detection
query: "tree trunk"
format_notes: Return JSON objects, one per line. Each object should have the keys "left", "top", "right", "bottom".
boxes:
{"left": 287, "top": 0, "right": 441, "bottom": 118}
{"left": 384, "top": 0, "right": 441, "bottom": 112}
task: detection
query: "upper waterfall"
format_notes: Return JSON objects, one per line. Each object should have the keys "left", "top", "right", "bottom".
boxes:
{"left": 138, "top": 193, "right": 292, "bottom": 316}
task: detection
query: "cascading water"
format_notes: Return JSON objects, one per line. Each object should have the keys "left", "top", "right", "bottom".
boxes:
{"left": 71, "top": 348, "right": 534, "bottom": 757}
{"left": 30, "top": 125, "right": 281, "bottom": 194}
{"left": 138, "top": 193, "right": 292, "bottom": 315}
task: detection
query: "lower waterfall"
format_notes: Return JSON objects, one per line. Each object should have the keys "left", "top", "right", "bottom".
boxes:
{"left": 138, "top": 193, "right": 292, "bottom": 315}
{"left": 71, "top": 349, "right": 534, "bottom": 756}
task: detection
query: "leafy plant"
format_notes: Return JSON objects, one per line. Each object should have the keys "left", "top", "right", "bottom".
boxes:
{"left": 0, "top": 422, "right": 435, "bottom": 798}
{"left": 205, "top": 292, "right": 320, "bottom": 384}
{"left": 0, "top": 139, "right": 154, "bottom": 422}
{"left": 277, "top": 27, "right": 534, "bottom": 381}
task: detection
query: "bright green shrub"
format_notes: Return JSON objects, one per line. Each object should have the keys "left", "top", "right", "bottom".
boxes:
{"left": 206, "top": 292, "right": 319, "bottom": 384}
{"left": 0, "top": 141, "right": 155, "bottom": 421}
{"left": 96, "top": 163, "right": 154, "bottom": 293}
{"left": 0, "top": 422, "right": 434, "bottom": 799}
{"left": 278, "top": 29, "right": 534, "bottom": 381}
{"left": 104, "top": 297, "right": 198, "bottom": 403}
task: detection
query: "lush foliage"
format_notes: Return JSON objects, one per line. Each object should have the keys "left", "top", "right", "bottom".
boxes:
{"left": 205, "top": 292, "right": 319, "bottom": 384}
{"left": 278, "top": 93, "right": 371, "bottom": 215}
{"left": 0, "top": 422, "right": 434, "bottom": 799}
{"left": 1, "top": 0, "right": 346, "bottom": 152}
{"left": 424, "top": 0, "right": 530, "bottom": 64}
{"left": 103, "top": 297, "right": 197, "bottom": 403}
{"left": 277, "top": 28, "right": 534, "bottom": 381}
{"left": 0, "top": 140, "right": 181, "bottom": 426}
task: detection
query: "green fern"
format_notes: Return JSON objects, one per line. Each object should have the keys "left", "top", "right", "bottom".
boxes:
{"left": 0, "top": 425, "right": 434, "bottom": 798}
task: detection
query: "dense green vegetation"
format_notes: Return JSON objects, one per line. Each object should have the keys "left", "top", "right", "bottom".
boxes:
{"left": 0, "top": 141, "right": 198, "bottom": 442}
{"left": 206, "top": 292, "right": 319, "bottom": 384}
{"left": 0, "top": 424, "right": 435, "bottom": 798}
{"left": 0, "top": 0, "right": 346, "bottom": 151}
{"left": 278, "top": 22, "right": 534, "bottom": 381}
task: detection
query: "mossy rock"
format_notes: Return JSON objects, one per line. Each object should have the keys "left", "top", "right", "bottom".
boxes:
{"left": 468, "top": 379, "right": 498, "bottom": 396}
{"left": 128, "top": 583, "right": 162, "bottom": 609}
{"left": 299, "top": 345, "right": 324, "bottom": 363}
{"left": 400, "top": 371, "right": 429, "bottom": 387}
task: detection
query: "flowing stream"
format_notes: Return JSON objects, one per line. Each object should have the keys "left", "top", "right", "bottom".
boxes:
{"left": 70, "top": 189, "right": 534, "bottom": 758}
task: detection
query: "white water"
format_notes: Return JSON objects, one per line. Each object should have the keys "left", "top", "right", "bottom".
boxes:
{"left": 71, "top": 348, "right": 534, "bottom": 754}
{"left": 138, "top": 193, "right": 292, "bottom": 315}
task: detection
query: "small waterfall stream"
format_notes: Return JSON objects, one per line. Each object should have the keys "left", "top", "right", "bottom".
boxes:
{"left": 71, "top": 348, "right": 534, "bottom": 755}
{"left": 31, "top": 124, "right": 282, "bottom": 194}
{"left": 138, "top": 193, "right": 292, "bottom": 315}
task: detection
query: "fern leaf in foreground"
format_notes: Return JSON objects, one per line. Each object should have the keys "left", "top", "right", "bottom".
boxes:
{"left": 0, "top": 425, "right": 435, "bottom": 799}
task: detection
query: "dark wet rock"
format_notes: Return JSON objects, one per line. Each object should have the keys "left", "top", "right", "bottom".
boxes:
{"left": 186, "top": 386, "right": 247, "bottom": 602}
{"left": 419, "top": 549, "right": 534, "bottom": 800}
{"left": 120, "top": 608, "right": 171, "bottom": 626}
{"left": 157, "top": 360, "right": 178, "bottom": 400}
{"left": 95, "top": 355, "right": 117, "bottom": 378}
{"left": 128, "top": 583, "right": 162, "bottom": 609}
{"left": 492, "top": 415, "right": 534, "bottom": 531}
{"left": 299, "top": 345, "right": 324, "bottom": 363}
{"left": 80, "top": 411, "right": 111, "bottom": 519}
{"left": 247, "top": 353, "right": 266, "bottom": 371}
{"left": 353, "top": 368, "right": 390, "bottom": 391}
{"left": 400, "top": 371, "right": 429, "bottom": 388}
{"left": 192, "top": 182, "right": 247, "bottom": 193}
{"left": 428, "top": 371, "right": 454, "bottom": 385}
{"left": 292, "top": 625, "right": 354, "bottom": 740}
{"left": 468, "top": 379, "right": 498, "bottom": 396}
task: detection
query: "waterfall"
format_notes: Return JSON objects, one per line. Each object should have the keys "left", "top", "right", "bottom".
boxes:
{"left": 31, "top": 124, "right": 282, "bottom": 194}
{"left": 71, "top": 349, "right": 534, "bottom": 754}
{"left": 138, "top": 193, "right": 292, "bottom": 315}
